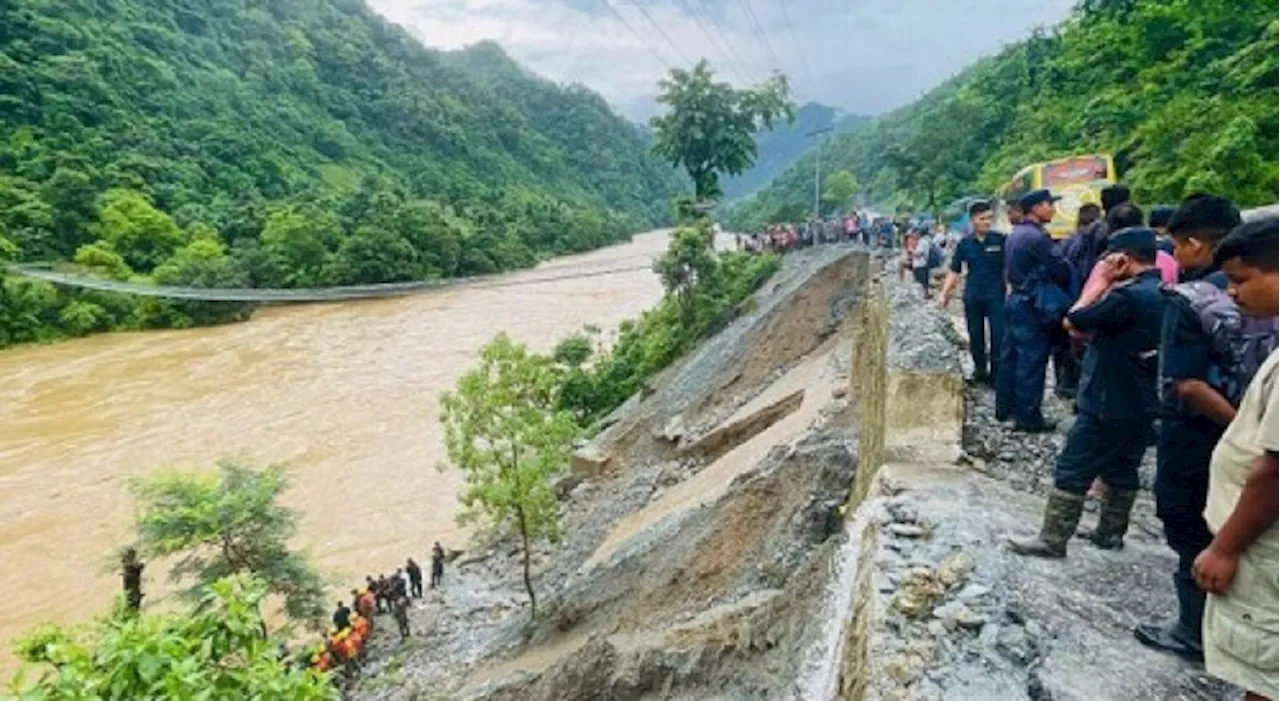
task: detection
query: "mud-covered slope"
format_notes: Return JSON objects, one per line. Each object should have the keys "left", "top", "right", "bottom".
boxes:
{"left": 351, "top": 244, "right": 874, "bottom": 701}
{"left": 355, "top": 251, "right": 1214, "bottom": 701}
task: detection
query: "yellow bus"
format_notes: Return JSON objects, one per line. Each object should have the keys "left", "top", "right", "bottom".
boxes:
{"left": 994, "top": 154, "right": 1117, "bottom": 238}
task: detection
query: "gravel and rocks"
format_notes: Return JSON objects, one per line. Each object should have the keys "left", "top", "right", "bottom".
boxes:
{"left": 862, "top": 467, "right": 1228, "bottom": 701}
{"left": 883, "top": 264, "right": 965, "bottom": 375}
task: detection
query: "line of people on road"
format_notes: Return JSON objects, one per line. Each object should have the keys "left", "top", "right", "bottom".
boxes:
{"left": 740, "top": 213, "right": 900, "bottom": 253}
{"left": 940, "top": 186, "right": 1277, "bottom": 700}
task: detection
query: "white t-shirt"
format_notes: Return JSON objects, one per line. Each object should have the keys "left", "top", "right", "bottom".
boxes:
{"left": 909, "top": 236, "right": 933, "bottom": 269}
{"left": 1205, "top": 347, "right": 1279, "bottom": 551}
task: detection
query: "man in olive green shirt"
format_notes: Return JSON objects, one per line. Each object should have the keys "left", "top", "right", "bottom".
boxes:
{"left": 1194, "top": 217, "right": 1279, "bottom": 701}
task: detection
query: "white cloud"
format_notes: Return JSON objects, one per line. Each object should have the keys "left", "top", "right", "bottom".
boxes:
{"left": 365, "top": 0, "right": 1076, "bottom": 121}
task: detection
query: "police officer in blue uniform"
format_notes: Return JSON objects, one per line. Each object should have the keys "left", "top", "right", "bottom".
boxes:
{"left": 1134, "top": 196, "right": 1266, "bottom": 660}
{"left": 995, "top": 189, "right": 1073, "bottom": 431}
{"left": 939, "top": 200, "right": 1006, "bottom": 385}
{"left": 1009, "top": 227, "right": 1167, "bottom": 557}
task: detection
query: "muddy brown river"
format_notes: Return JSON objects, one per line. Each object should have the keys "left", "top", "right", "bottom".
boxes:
{"left": 0, "top": 230, "right": 669, "bottom": 664}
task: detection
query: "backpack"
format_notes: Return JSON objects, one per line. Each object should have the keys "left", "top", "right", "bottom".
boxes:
{"left": 926, "top": 240, "right": 944, "bottom": 268}
{"left": 1168, "top": 280, "right": 1280, "bottom": 406}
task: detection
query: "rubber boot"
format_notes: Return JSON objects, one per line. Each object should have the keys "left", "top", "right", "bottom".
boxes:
{"left": 1009, "top": 488, "right": 1086, "bottom": 558}
{"left": 1083, "top": 488, "right": 1138, "bottom": 550}
{"left": 1134, "top": 573, "right": 1205, "bottom": 660}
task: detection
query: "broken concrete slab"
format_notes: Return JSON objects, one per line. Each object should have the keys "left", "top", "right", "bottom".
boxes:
{"left": 680, "top": 388, "right": 805, "bottom": 462}
{"left": 569, "top": 444, "right": 612, "bottom": 478}
{"left": 884, "top": 371, "right": 964, "bottom": 464}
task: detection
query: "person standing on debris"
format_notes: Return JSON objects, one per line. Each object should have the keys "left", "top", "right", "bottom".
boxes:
{"left": 1061, "top": 184, "right": 1131, "bottom": 282}
{"left": 938, "top": 200, "right": 1006, "bottom": 386}
{"left": 900, "top": 228, "right": 935, "bottom": 295}
{"left": 995, "top": 189, "right": 1073, "bottom": 432}
{"left": 1192, "top": 217, "right": 1279, "bottom": 701}
{"left": 375, "top": 574, "right": 391, "bottom": 613}
{"left": 431, "top": 541, "right": 446, "bottom": 589}
{"left": 406, "top": 558, "right": 424, "bottom": 598}
{"left": 1009, "top": 227, "right": 1166, "bottom": 558}
{"left": 1055, "top": 202, "right": 1146, "bottom": 402}
{"left": 391, "top": 592, "right": 411, "bottom": 641}
{"left": 1135, "top": 198, "right": 1278, "bottom": 662}
{"left": 393, "top": 567, "right": 409, "bottom": 599}
{"left": 332, "top": 600, "right": 352, "bottom": 631}
{"left": 121, "top": 547, "right": 144, "bottom": 614}
{"left": 353, "top": 587, "right": 375, "bottom": 624}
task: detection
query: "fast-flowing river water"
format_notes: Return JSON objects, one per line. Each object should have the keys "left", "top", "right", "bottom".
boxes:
{"left": 0, "top": 230, "right": 670, "bottom": 664}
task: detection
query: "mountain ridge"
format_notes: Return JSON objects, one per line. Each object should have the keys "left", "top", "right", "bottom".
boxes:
{"left": 727, "top": 0, "right": 1277, "bottom": 229}
{"left": 720, "top": 101, "right": 868, "bottom": 200}
{"left": 0, "top": 0, "right": 685, "bottom": 345}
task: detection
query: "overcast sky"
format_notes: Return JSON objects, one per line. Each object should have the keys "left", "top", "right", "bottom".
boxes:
{"left": 367, "top": 0, "right": 1076, "bottom": 122}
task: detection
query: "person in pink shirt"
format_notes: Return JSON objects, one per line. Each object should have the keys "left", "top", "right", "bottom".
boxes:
{"left": 1156, "top": 248, "right": 1180, "bottom": 284}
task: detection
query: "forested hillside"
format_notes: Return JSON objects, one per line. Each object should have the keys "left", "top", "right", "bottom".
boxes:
{"left": 728, "top": 0, "right": 1278, "bottom": 229}
{"left": 719, "top": 102, "right": 866, "bottom": 200}
{"left": 0, "top": 0, "right": 683, "bottom": 346}
{"left": 443, "top": 41, "right": 681, "bottom": 226}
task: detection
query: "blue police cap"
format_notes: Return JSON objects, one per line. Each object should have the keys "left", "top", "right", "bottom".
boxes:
{"left": 1018, "top": 188, "right": 1061, "bottom": 209}
{"left": 1105, "top": 226, "right": 1158, "bottom": 255}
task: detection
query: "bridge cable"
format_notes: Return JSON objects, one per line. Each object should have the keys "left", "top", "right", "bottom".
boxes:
{"left": 4, "top": 261, "right": 658, "bottom": 303}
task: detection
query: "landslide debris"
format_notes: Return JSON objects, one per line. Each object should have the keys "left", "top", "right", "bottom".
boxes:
{"left": 351, "top": 245, "right": 872, "bottom": 701}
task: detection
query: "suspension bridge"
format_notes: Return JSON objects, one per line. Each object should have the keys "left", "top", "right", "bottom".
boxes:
{"left": 2, "top": 259, "right": 657, "bottom": 303}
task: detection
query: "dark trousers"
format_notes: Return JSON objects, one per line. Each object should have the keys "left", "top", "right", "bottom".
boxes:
{"left": 1052, "top": 335, "right": 1080, "bottom": 398}
{"left": 430, "top": 564, "right": 443, "bottom": 588}
{"left": 912, "top": 267, "right": 930, "bottom": 295}
{"left": 963, "top": 295, "right": 1004, "bottom": 380}
{"left": 1053, "top": 412, "right": 1150, "bottom": 493}
{"left": 995, "top": 295, "right": 1051, "bottom": 426}
{"left": 410, "top": 578, "right": 423, "bottom": 598}
{"left": 1155, "top": 418, "right": 1220, "bottom": 642}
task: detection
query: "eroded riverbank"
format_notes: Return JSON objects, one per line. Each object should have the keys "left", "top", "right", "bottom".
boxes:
{"left": 0, "top": 231, "right": 671, "bottom": 665}
{"left": 347, "top": 250, "right": 1217, "bottom": 700}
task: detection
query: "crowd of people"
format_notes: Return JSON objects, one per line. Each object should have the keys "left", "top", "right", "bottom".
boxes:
{"left": 738, "top": 212, "right": 910, "bottom": 253}
{"left": 305, "top": 541, "right": 449, "bottom": 677}
{"left": 937, "top": 185, "right": 1277, "bottom": 701}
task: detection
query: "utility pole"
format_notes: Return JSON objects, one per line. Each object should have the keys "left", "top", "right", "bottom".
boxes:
{"left": 805, "top": 126, "right": 834, "bottom": 219}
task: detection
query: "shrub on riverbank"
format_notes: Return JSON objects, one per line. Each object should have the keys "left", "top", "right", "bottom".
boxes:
{"left": 10, "top": 576, "right": 337, "bottom": 700}
{"left": 556, "top": 224, "right": 780, "bottom": 427}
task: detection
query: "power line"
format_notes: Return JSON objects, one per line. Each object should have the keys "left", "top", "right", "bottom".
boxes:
{"left": 621, "top": 0, "right": 693, "bottom": 66}
{"left": 776, "top": 0, "right": 816, "bottom": 94}
{"left": 733, "top": 0, "right": 782, "bottom": 74}
{"left": 676, "top": 0, "right": 748, "bottom": 83}
{"left": 599, "top": 0, "right": 673, "bottom": 70}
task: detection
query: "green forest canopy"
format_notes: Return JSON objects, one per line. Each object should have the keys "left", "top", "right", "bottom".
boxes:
{"left": 727, "top": 0, "right": 1279, "bottom": 229}
{"left": 0, "top": 0, "right": 685, "bottom": 346}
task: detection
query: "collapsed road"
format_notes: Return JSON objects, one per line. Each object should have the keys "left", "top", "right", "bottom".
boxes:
{"left": 350, "top": 244, "right": 1218, "bottom": 701}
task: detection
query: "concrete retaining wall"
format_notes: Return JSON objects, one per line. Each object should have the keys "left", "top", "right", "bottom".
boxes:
{"left": 836, "top": 270, "right": 966, "bottom": 700}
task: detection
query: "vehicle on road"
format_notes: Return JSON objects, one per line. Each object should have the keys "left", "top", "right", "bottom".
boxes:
{"left": 994, "top": 154, "right": 1117, "bottom": 238}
